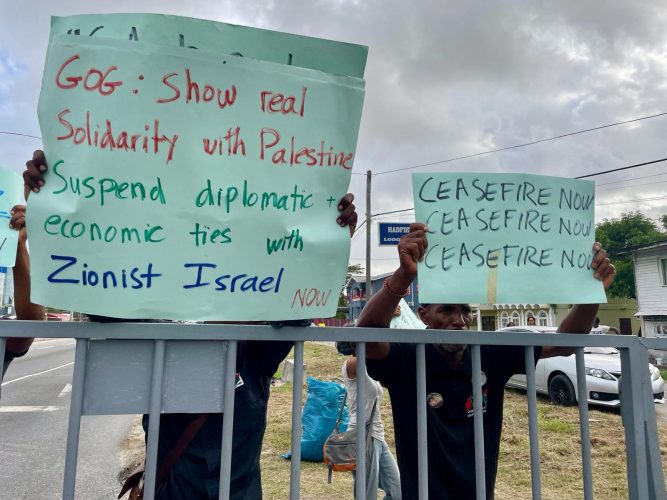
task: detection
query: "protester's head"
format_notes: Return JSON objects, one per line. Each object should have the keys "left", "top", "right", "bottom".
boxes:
{"left": 594, "top": 317, "right": 600, "bottom": 327}
{"left": 507, "top": 321, "right": 515, "bottom": 327}
{"left": 417, "top": 303, "right": 472, "bottom": 354}
{"left": 393, "top": 305, "right": 402, "bottom": 318}
{"left": 527, "top": 315, "right": 536, "bottom": 326}
{"left": 336, "top": 341, "right": 356, "bottom": 356}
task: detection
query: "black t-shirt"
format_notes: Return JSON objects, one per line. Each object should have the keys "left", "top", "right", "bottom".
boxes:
{"left": 145, "top": 340, "right": 293, "bottom": 500}
{"left": 367, "top": 343, "right": 541, "bottom": 500}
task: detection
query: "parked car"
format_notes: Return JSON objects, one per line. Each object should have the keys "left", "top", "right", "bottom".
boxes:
{"left": 498, "top": 326, "right": 665, "bottom": 407}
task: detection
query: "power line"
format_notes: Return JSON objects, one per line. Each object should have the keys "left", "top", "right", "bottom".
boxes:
{"left": 372, "top": 112, "right": 667, "bottom": 176}
{"left": 598, "top": 179, "right": 667, "bottom": 193}
{"left": 596, "top": 194, "right": 667, "bottom": 207}
{"left": 575, "top": 158, "right": 667, "bottom": 179}
{"left": 597, "top": 171, "right": 667, "bottom": 187}
{"left": 0, "top": 131, "right": 41, "bottom": 140}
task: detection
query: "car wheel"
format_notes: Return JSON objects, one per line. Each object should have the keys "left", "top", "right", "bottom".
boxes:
{"left": 548, "top": 374, "right": 576, "bottom": 406}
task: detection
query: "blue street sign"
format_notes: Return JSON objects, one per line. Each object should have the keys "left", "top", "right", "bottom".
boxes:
{"left": 378, "top": 223, "right": 412, "bottom": 246}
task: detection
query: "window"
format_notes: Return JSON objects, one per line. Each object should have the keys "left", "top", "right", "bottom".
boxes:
{"left": 661, "top": 258, "right": 667, "bottom": 286}
{"left": 500, "top": 312, "right": 509, "bottom": 328}
{"left": 511, "top": 311, "right": 521, "bottom": 325}
{"left": 538, "top": 310, "right": 549, "bottom": 326}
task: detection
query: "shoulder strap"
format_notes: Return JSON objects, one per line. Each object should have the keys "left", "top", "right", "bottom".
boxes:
{"left": 156, "top": 413, "right": 209, "bottom": 486}
{"left": 333, "top": 390, "right": 348, "bottom": 433}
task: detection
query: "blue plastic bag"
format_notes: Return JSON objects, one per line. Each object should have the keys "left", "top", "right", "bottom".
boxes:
{"left": 283, "top": 377, "right": 349, "bottom": 462}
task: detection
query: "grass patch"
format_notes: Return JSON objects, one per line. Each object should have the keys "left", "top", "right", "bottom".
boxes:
{"left": 660, "top": 369, "right": 667, "bottom": 381}
{"left": 262, "top": 344, "right": 667, "bottom": 499}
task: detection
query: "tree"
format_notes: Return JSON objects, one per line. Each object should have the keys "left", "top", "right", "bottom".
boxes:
{"left": 595, "top": 212, "right": 667, "bottom": 297}
{"left": 661, "top": 215, "right": 667, "bottom": 232}
{"left": 336, "top": 264, "right": 364, "bottom": 318}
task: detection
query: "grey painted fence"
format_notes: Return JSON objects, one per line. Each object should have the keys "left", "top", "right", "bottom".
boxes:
{"left": 0, "top": 321, "right": 665, "bottom": 500}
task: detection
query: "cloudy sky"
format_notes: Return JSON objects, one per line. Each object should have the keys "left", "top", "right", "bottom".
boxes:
{"left": 2, "top": 1, "right": 666, "bottom": 276}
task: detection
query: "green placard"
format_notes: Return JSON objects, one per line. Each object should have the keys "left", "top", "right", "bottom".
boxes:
{"left": 0, "top": 167, "right": 23, "bottom": 267}
{"left": 50, "top": 14, "right": 368, "bottom": 78}
{"left": 28, "top": 32, "right": 365, "bottom": 321}
{"left": 412, "top": 172, "right": 606, "bottom": 305}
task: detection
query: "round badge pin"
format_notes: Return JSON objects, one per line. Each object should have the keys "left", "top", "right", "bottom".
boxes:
{"left": 426, "top": 392, "right": 444, "bottom": 409}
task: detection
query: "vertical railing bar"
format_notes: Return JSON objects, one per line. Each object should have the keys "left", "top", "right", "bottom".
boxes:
{"left": 575, "top": 348, "right": 594, "bottom": 500}
{"left": 289, "top": 341, "right": 305, "bottom": 500}
{"left": 356, "top": 342, "right": 367, "bottom": 499}
{"left": 62, "top": 338, "right": 88, "bottom": 500}
{"left": 471, "top": 344, "right": 486, "bottom": 500}
{"left": 0, "top": 337, "right": 6, "bottom": 394}
{"left": 641, "top": 359, "right": 666, "bottom": 500}
{"left": 416, "top": 343, "right": 428, "bottom": 500}
{"left": 621, "top": 344, "right": 650, "bottom": 500}
{"left": 219, "top": 339, "right": 238, "bottom": 500}
{"left": 143, "top": 339, "right": 166, "bottom": 500}
{"left": 524, "top": 346, "right": 542, "bottom": 500}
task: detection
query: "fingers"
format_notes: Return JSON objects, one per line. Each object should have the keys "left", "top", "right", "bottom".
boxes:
{"left": 398, "top": 223, "right": 429, "bottom": 263}
{"left": 337, "top": 193, "right": 357, "bottom": 237}
{"left": 24, "top": 149, "right": 47, "bottom": 195}
{"left": 9, "top": 204, "right": 26, "bottom": 230}
{"left": 591, "top": 242, "right": 616, "bottom": 290}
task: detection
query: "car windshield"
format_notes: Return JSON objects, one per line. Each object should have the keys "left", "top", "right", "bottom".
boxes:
{"left": 583, "top": 347, "right": 619, "bottom": 355}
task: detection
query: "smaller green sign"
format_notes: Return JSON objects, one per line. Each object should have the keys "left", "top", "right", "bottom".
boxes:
{"left": 413, "top": 172, "right": 606, "bottom": 305}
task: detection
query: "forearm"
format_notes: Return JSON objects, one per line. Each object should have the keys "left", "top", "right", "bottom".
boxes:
{"left": 12, "top": 240, "right": 44, "bottom": 322}
{"left": 357, "top": 268, "right": 413, "bottom": 328}
{"left": 544, "top": 304, "right": 599, "bottom": 358}
{"left": 557, "top": 304, "right": 598, "bottom": 334}
{"left": 357, "top": 267, "right": 414, "bottom": 359}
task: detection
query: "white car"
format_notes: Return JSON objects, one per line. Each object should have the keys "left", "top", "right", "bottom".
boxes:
{"left": 499, "top": 326, "right": 665, "bottom": 408}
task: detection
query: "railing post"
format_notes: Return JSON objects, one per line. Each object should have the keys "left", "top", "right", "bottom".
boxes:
{"left": 638, "top": 342, "right": 666, "bottom": 500}
{"left": 416, "top": 343, "right": 428, "bottom": 500}
{"left": 524, "top": 346, "right": 542, "bottom": 499}
{"left": 471, "top": 344, "right": 486, "bottom": 500}
{"left": 575, "top": 348, "right": 593, "bottom": 500}
{"left": 143, "top": 339, "right": 166, "bottom": 500}
{"left": 219, "top": 339, "right": 238, "bottom": 499}
{"left": 356, "top": 342, "right": 367, "bottom": 499}
{"left": 62, "top": 338, "right": 88, "bottom": 500}
{"left": 620, "top": 342, "right": 650, "bottom": 500}
{"left": 289, "top": 341, "right": 305, "bottom": 500}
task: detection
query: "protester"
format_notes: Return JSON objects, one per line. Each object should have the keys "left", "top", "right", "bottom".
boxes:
{"left": 526, "top": 315, "right": 536, "bottom": 326}
{"left": 356, "top": 222, "right": 615, "bottom": 499}
{"left": 339, "top": 348, "right": 401, "bottom": 499}
{"left": 23, "top": 150, "right": 358, "bottom": 499}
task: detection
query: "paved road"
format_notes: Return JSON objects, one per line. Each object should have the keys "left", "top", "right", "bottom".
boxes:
{"left": 0, "top": 338, "right": 136, "bottom": 499}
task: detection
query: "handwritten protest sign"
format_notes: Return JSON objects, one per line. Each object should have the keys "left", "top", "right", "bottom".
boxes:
{"left": 413, "top": 172, "right": 606, "bottom": 304}
{"left": 0, "top": 167, "right": 23, "bottom": 267}
{"left": 28, "top": 26, "right": 365, "bottom": 321}
{"left": 50, "top": 14, "right": 367, "bottom": 78}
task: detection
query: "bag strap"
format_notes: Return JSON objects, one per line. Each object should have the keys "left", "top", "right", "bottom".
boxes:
{"left": 333, "top": 390, "right": 348, "bottom": 433}
{"left": 156, "top": 413, "right": 209, "bottom": 486}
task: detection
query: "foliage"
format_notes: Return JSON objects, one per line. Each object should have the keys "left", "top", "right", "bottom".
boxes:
{"left": 595, "top": 211, "right": 667, "bottom": 297}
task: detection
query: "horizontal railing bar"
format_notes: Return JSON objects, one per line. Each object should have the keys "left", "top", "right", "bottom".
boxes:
{"left": 1, "top": 322, "right": 663, "bottom": 349}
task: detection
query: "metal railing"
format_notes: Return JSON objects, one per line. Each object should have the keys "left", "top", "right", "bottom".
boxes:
{"left": 0, "top": 322, "right": 665, "bottom": 499}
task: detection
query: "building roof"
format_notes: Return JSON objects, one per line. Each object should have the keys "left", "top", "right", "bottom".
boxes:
{"left": 615, "top": 239, "right": 667, "bottom": 256}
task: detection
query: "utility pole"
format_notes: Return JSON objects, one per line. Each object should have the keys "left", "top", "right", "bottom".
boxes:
{"left": 365, "top": 170, "right": 372, "bottom": 301}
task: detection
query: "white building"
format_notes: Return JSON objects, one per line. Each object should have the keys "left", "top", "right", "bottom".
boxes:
{"left": 626, "top": 241, "right": 667, "bottom": 338}
{"left": 0, "top": 268, "right": 15, "bottom": 316}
